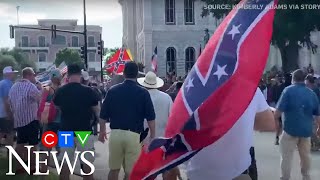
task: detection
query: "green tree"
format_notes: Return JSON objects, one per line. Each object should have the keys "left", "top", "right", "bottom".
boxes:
{"left": 0, "top": 48, "right": 36, "bottom": 70}
{"left": 0, "top": 54, "right": 17, "bottom": 77}
{"left": 201, "top": 0, "right": 320, "bottom": 73}
{"left": 55, "top": 48, "right": 84, "bottom": 68}
{"left": 105, "top": 47, "right": 120, "bottom": 61}
{"left": 103, "top": 47, "right": 120, "bottom": 75}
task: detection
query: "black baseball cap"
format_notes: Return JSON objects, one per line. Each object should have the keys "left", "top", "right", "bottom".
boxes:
{"left": 67, "top": 64, "right": 82, "bottom": 76}
{"left": 123, "top": 61, "right": 138, "bottom": 79}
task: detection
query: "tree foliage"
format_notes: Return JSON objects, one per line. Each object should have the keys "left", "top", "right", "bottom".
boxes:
{"left": 104, "top": 47, "right": 120, "bottom": 61}
{"left": 0, "top": 48, "right": 36, "bottom": 76}
{"left": 0, "top": 55, "right": 17, "bottom": 77}
{"left": 55, "top": 48, "right": 84, "bottom": 68}
{"left": 102, "top": 48, "right": 120, "bottom": 75}
{"left": 201, "top": 0, "right": 320, "bottom": 72}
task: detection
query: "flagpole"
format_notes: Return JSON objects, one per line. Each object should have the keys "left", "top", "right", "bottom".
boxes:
{"left": 83, "top": 0, "right": 88, "bottom": 70}
{"left": 16, "top": 6, "right": 20, "bottom": 25}
{"left": 100, "top": 34, "right": 103, "bottom": 82}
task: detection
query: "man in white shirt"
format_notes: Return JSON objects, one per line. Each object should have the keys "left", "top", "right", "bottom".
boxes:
{"left": 186, "top": 88, "right": 274, "bottom": 180}
{"left": 138, "top": 71, "right": 184, "bottom": 179}
{"left": 138, "top": 71, "right": 173, "bottom": 140}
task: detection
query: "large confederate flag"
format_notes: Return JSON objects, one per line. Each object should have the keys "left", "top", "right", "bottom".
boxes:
{"left": 130, "top": 0, "right": 278, "bottom": 179}
{"left": 106, "top": 48, "right": 132, "bottom": 74}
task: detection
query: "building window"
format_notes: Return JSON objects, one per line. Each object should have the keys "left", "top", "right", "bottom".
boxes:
{"left": 166, "top": 47, "right": 176, "bottom": 73}
{"left": 52, "top": 35, "right": 66, "bottom": 45}
{"left": 72, "top": 36, "right": 79, "bottom": 47}
{"left": 88, "top": 52, "right": 96, "bottom": 62}
{"left": 88, "top": 36, "right": 95, "bottom": 47}
{"left": 185, "top": 47, "right": 195, "bottom": 73}
{"left": 165, "top": 0, "right": 175, "bottom": 24}
{"left": 21, "top": 36, "right": 29, "bottom": 47}
{"left": 184, "top": 0, "right": 194, "bottom": 24}
{"left": 38, "top": 53, "right": 46, "bottom": 62}
{"left": 38, "top": 36, "right": 46, "bottom": 47}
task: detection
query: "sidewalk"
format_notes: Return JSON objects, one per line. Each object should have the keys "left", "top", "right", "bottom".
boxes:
{"left": 2, "top": 132, "right": 320, "bottom": 179}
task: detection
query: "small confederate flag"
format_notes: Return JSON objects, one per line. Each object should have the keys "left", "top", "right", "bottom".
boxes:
{"left": 151, "top": 47, "right": 158, "bottom": 73}
{"left": 130, "top": 0, "right": 277, "bottom": 179}
{"left": 106, "top": 48, "right": 132, "bottom": 74}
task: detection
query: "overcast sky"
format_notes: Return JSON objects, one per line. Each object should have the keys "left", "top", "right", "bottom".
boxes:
{"left": 0, "top": 0, "right": 123, "bottom": 48}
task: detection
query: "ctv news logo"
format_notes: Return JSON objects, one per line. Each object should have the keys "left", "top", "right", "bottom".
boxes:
{"left": 5, "top": 131, "right": 95, "bottom": 176}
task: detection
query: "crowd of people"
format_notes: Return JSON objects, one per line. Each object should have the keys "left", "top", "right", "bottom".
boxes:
{"left": 0, "top": 62, "right": 320, "bottom": 180}
{"left": 258, "top": 68, "right": 320, "bottom": 150}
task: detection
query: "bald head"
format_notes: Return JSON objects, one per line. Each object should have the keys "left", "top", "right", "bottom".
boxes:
{"left": 292, "top": 69, "right": 305, "bottom": 84}
{"left": 22, "top": 67, "right": 36, "bottom": 83}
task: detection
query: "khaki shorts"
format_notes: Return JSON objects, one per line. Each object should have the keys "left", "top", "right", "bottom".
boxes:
{"left": 109, "top": 129, "right": 141, "bottom": 174}
{"left": 58, "top": 135, "right": 95, "bottom": 164}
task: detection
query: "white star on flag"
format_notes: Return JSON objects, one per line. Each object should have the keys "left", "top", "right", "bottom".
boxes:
{"left": 228, "top": 24, "right": 241, "bottom": 40}
{"left": 185, "top": 78, "right": 194, "bottom": 92}
{"left": 213, "top": 65, "right": 228, "bottom": 80}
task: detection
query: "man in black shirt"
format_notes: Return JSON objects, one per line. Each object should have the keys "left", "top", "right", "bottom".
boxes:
{"left": 99, "top": 62, "right": 156, "bottom": 180}
{"left": 53, "top": 64, "right": 100, "bottom": 180}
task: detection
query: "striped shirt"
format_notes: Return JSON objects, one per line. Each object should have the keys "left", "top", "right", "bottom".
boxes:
{"left": 9, "top": 79, "right": 41, "bottom": 128}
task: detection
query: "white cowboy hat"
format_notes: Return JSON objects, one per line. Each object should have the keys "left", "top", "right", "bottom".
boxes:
{"left": 137, "top": 71, "right": 164, "bottom": 89}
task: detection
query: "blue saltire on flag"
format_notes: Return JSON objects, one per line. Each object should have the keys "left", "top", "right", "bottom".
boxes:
{"left": 131, "top": 0, "right": 278, "bottom": 179}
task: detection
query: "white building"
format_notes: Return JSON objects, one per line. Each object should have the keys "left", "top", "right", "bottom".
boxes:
{"left": 120, "top": 0, "right": 221, "bottom": 77}
{"left": 14, "top": 19, "right": 103, "bottom": 76}
{"left": 120, "top": 0, "right": 320, "bottom": 76}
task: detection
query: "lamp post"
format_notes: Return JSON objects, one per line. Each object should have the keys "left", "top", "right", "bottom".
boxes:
{"left": 83, "top": 0, "right": 88, "bottom": 70}
{"left": 16, "top": 6, "right": 20, "bottom": 25}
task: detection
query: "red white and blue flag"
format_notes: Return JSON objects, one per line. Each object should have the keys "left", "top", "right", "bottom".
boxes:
{"left": 151, "top": 47, "right": 158, "bottom": 73}
{"left": 106, "top": 48, "right": 132, "bottom": 74}
{"left": 130, "top": 0, "right": 277, "bottom": 179}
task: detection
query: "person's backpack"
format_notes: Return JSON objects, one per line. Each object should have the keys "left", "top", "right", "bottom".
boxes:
{"left": 37, "top": 87, "right": 58, "bottom": 124}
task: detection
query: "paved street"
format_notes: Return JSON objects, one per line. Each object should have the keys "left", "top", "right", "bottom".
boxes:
{"left": 84, "top": 130, "right": 320, "bottom": 180}
{"left": 2, "top": 129, "right": 320, "bottom": 180}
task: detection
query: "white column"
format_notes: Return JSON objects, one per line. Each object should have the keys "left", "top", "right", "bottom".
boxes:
{"left": 143, "top": 0, "right": 153, "bottom": 73}
{"left": 310, "top": 31, "right": 320, "bottom": 74}
{"left": 298, "top": 45, "right": 311, "bottom": 69}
